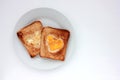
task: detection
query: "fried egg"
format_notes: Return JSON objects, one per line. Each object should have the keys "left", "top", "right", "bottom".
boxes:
{"left": 46, "top": 34, "right": 64, "bottom": 53}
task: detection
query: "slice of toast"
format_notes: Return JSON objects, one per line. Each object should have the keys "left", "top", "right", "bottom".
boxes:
{"left": 40, "top": 27, "right": 70, "bottom": 61}
{"left": 17, "top": 21, "right": 43, "bottom": 57}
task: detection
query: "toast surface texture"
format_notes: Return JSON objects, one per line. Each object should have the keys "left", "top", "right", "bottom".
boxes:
{"left": 17, "top": 21, "right": 43, "bottom": 57}
{"left": 40, "top": 27, "right": 70, "bottom": 61}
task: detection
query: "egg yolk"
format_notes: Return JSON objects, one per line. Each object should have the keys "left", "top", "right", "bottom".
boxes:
{"left": 46, "top": 35, "right": 64, "bottom": 52}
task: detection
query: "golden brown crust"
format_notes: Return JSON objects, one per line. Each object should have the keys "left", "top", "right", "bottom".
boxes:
{"left": 40, "top": 27, "right": 70, "bottom": 61}
{"left": 17, "top": 21, "right": 43, "bottom": 57}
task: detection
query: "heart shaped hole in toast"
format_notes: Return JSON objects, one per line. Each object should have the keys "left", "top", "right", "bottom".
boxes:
{"left": 46, "top": 34, "right": 64, "bottom": 53}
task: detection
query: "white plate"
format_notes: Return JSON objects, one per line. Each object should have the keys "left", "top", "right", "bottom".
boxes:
{"left": 13, "top": 8, "right": 75, "bottom": 70}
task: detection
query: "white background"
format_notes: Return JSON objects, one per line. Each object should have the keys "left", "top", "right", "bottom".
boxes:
{"left": 0, "top": 0, "right": 120, "bottom": 80}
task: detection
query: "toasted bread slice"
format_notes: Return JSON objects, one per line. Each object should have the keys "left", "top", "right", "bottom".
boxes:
{"left": 17, "top": 21, "right": 43, "bottom": 57}
{"left": 40, "top": 27, "right": 70, "bottom": 61}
